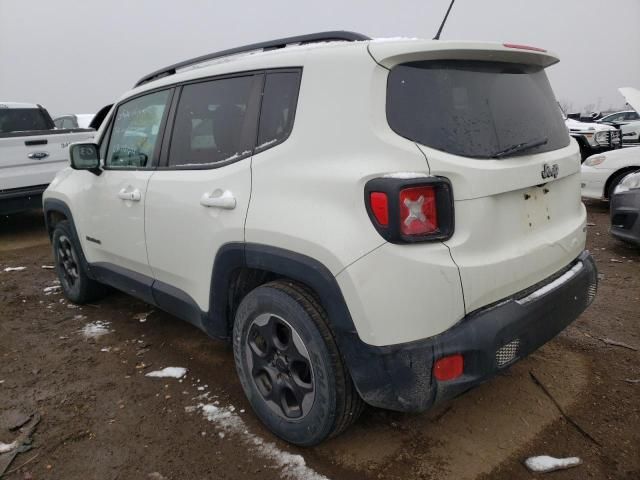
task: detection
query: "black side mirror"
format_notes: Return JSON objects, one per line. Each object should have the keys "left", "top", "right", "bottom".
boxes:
{"left": 69, "top": 143, "right": 101, "bottom": 175}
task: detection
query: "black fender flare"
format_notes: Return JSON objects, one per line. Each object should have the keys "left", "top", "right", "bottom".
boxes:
{"left": 208, "top": 243, "right": 434, "bottom": 411}
{"left": 43, "top": 198, "right": 95, "bottom": 279}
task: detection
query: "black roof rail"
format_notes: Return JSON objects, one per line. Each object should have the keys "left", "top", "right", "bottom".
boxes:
{"left": 134, "top": 31, "right": 370, "bottom": 88}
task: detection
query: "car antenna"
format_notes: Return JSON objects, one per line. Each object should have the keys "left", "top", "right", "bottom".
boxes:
{"left": 433, "top": 0, "right": 456, "bottom": 40}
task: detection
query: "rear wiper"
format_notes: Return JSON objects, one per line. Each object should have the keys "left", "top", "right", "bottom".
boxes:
{"left": 491, "top": 137, "right": 548, "bottom": 159}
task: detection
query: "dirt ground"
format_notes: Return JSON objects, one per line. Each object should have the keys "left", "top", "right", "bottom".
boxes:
{"left": 0, "top": 201, "right": 638, "bottom": 480}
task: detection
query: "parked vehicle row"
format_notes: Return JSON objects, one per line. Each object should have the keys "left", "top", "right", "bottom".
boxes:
{"left": 43, "top": 32, "right": 597, "bottom": 445}
{"left": 0, "top": 102, "right": 94, "bottom": 214}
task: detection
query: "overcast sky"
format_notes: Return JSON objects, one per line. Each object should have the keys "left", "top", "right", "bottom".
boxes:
{"left": 1, "top": 0, "right": 638, "bottom": 116}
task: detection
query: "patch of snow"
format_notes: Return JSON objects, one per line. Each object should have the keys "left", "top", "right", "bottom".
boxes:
{"left": 382, "top": 172, "right": 430, "bottom": 179}
{"left": 199, "top": 403, "right": 328, "bottom": 480}
{"left": 371, "top": 36, "right": 420, "bottom": 42}
{"left": 41, "top": 265, "right": 55, "bottom": 269}
{"left": 0, "top": 440, "right": 17, "bottom": 454}
{"left": 524, "top": 455, "right": 582, "bottom": 473}
{"left": 134, "top": 310, "right": 154, "bottom": 323}
{"left": 100, "top": 347, "right": 111, "bottom": 352}
{"left": 145, "top": 367, "right": 187, "bottom": 379}
{"left": 3, "top": 266, "right": 26, "bottom": 272}
{"left": 44, "top": 285, "right": 61, "bottom": 294}
{"left": 256, "top": 139, "right": 278, "bottom": 150}
{"left": 80, "top": 321, "right": 112, "bottom": 338}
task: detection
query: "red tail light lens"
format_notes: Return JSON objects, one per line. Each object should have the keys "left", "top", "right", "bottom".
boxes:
{"left": 399, "top": 186, "right": 438, "bottom": 235}
{"left": 369, "top": 192, "right": 389, "bottom": 226}
{"left": 433, "top": 354, "right": 464, "bottom": 381}
{"left": 364, "top": 176, "right": 453, "bottom": 243}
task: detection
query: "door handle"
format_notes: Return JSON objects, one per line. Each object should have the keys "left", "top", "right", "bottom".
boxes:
{"left": 118, "top": 188, "right": 141, "bottom": 202}
{"left": 200, "top": 189, "right": 236, "bottom": 209}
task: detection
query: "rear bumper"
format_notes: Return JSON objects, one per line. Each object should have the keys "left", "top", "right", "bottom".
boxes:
{"left": 610, "top": 190, "right": 640, "bottom": 245}
{"left": 0, "top": 184, "right": 48, "bottom": 215}
{"left": 346, "top": 251, "right": 597, "bottom": 412}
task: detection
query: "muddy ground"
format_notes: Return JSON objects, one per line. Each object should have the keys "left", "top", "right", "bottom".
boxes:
{"left": 0, "top": 201, "right": 638, "bottom": 480}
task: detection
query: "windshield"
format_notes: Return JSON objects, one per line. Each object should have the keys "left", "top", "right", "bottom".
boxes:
{"left": 0, "top": 108, "right": 52, "bottom": 133}
{"left": 386, "top": 60, "right": 570, "bottom": 159}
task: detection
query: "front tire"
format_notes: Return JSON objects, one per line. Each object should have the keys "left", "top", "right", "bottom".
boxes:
{"left": 233, "top": 280, "right": 363, "bottom": 446}
{"left": 52, "top": 220, "right": 106, "bottom": 304}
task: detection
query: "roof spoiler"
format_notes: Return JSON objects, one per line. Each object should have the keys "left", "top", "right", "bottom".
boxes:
{"left": 134, "top": 31, "right": 370, "bottom": 88}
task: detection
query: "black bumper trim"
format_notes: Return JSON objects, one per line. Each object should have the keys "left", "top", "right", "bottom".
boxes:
{"left": 346, "top": 251, "right": 598, "bottom": 412}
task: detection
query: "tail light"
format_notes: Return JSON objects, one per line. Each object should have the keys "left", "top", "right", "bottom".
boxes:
{"left": 365, "top": 176, "right": 454, "bottom": 243}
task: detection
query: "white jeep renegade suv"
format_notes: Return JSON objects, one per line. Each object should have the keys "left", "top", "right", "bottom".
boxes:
{"left": 43, "top": 31, "right": 597, "bottom": 446}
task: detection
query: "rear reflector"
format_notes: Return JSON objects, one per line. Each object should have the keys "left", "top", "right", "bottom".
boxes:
{"left": 503, "top": 43, "right": 547, "bottom": 53}
{"left": 399, "top": 186, "right": 438, "bottom": 235}
{"left": 433, "top": 354, "right": 464, "bottom": 381}
{"left": 369, "top": 192, "right": 389, "bottom": 226}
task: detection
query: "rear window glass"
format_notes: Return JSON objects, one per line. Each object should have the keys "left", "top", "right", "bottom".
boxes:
{"left": 387, "top": 61, "right": 570, "bottom": 159}
{"left": 0, "top": 109, "right": 51, "bottom": 133}
{"left": 168, "top": 75, "right": 259, "bottom": 167}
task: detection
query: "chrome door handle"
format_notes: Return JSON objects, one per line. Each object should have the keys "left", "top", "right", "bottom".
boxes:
{"left": 118, "top": 188, "right": 141, "bottom": 202}
{"left": 200, "top": 190, "right": 236, "bottom": 209}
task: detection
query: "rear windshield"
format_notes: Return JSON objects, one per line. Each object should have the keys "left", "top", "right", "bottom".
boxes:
{"left": 0, "top": 108, "right": 51, "bottom": 133}
{"left": 387, "top": 61, "right": 570, "bottom": 159}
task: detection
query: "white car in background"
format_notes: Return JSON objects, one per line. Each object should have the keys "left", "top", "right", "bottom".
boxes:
{"left": 53, "top": 113, "right": 95, "bottom": 130}
{"left": 596, "top": 88, "right": 640, "bottom": 144}
{"left": 581, "top": 146, "right": 640, "bottom": 199}
{"left": 565, "top": 116, "right": 621, "bottom": 160}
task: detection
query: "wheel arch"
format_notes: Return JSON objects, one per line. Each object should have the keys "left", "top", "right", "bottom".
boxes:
{"left": 207, "top": 243, "right": 357, "bottom": 341}
{"left": 43, "top": 198, "right": 93, "bottom": 277}
{"left": 604, "top": 166, "right": 640, "bottom": 198}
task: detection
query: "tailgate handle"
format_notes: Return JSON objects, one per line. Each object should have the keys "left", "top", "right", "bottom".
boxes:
{"left": 25, "top": 139, "right": 47, "bottom": 146}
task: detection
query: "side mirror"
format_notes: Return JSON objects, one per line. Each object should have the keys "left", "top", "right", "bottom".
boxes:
{"left": 69, "top": 143, "right": 101, "bottom": 174}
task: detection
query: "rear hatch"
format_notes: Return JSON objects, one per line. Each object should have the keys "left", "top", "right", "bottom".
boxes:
{"left": 371, "top": 41, "right": 587, "bottom": 312}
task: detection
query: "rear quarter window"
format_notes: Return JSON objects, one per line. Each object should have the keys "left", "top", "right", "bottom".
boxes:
{"left": 386, "top": 60, "right": 570, "bottom": 159}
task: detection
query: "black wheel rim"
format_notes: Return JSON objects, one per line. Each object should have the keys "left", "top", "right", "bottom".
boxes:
{"left": 56, "top": 234, "right": 79, "bottom": 290}
{"left": 246, "top": 313, "right": 315, "bottom": 420}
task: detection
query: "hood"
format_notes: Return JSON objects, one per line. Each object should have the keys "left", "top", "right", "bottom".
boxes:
{"left": 619, "top": 87, "right": 640, "bottom": 113}
{"left": 565, "top": 117, "right": 615, "bottom": 132}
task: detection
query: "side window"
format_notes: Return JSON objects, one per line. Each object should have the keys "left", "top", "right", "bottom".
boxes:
{"left": 256, "top": 71, "right": 301, "bottom": 150}
{"left": 62, "top": 117, "right": 76, "bottom": 129}
{"left": 54, "top": 118, "right": 64, "bottom": 128}
{"left": 105, "top": 90, "right": 170, "bottom": 169}
{"left": 168, "top": 76, "right": 259, "bottom": 167}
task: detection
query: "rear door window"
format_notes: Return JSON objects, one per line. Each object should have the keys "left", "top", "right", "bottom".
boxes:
{"left": 256, "top": 71, "right": 301, "bottom": 151}
{"left": 0, "top": 109, "right": 51, "bottom": 133}
{"left": 168, "top": 75, "right": 261, "bottom": 167}
{"left": 386, "top": 60, "right": 570, "bottom": 159}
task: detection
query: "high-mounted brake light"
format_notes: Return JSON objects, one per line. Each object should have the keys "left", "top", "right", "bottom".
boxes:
{"left": 503, "top": 43, "right": 547, "bottom": 53}
{"left": 364, "top": 176, "right": 454, "bottom": 243}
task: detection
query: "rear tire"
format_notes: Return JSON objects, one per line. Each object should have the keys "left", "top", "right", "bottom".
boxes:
{"left": 52, "top": 220, "right": 107, "bottom": 304}
{"left": 232, "top": 280, "right": 363, "bottom": 446}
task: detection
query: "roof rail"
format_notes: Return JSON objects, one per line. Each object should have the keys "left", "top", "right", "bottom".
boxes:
{"left": 134, "top": 30, "right": 370, "bottom": 88}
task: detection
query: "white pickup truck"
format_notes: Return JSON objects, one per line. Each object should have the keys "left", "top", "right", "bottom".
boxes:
{"left": 0, "top": 102, "right": 95, "bottom": 214}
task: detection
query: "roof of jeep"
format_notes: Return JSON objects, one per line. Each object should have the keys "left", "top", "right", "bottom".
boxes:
{"left": 125, "top": 37, "right": 559, "bottom": 100}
